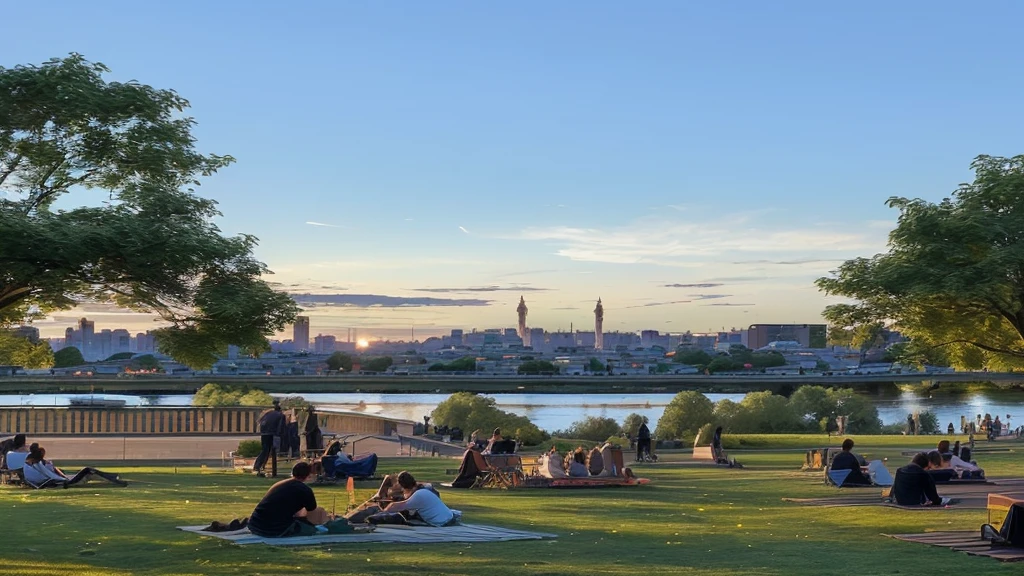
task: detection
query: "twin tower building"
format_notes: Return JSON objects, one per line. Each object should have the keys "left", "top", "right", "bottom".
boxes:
{"left": 517, "top": 296, "right": 604, "bottom": 350}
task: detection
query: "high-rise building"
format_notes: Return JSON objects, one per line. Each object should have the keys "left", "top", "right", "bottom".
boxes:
{"left": 594, "top": 298, "right": 604, "bottom": 351}
{"left": 78, "top": 318, "right": 95, "bottom": 359}
{"left": 528, "top": 328, "right": 545, "bottom": 351}
{"left": 111, "top": 329, "right": 131, "bottom": 355}
{"left": 516, "top": 296, "right": 529, "bottom": 346}
{"left": 450, "top": 329, "right": 463, "bottom": 346}
{"left": 314, "top": 334, "right": 336, "bottom": 354}
{"left": 293, "top": 316, "right": 310, "bottom": 352}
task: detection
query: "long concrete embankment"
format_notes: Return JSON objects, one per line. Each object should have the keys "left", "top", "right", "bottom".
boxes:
{"left": 1, "top": 372, "right": 1021, "bottom": 395}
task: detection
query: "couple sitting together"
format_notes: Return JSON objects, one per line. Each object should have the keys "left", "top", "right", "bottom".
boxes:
{"left": 929, "top": 440, "right": 984, "bottom": 481}
{"left": 207, "top": 463, "right": 456, "bottom": 538}
{"left": 2, "top": 435, "right": 127, "bottom": 489}
{"left": 829, "top": 439, "right": 893, "bottom": 486}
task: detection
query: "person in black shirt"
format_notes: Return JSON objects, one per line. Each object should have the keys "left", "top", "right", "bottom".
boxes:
{"left": 254, "top": 401, "right": 287, "bottom": 477}
{"left": 636, "top": 419, "right": 651, "bottom": 462}
{"left": 248, "top": 462, "right": 328, "bottom": 537}
{"left": 830, "top": 439, "right": 871, "bottom": 485}
{"left": 891, "top": 453, "right": 944, "bottom": 506}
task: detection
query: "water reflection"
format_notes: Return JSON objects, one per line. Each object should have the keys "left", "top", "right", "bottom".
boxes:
{"left": 0, "top": 386, "right": 1020, "bottom": 432}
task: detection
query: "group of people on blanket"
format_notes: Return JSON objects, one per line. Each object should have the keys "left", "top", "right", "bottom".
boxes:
{"left": 1, "top": 433, "right": 127, "bottom": 488}
{"left": 537, "top": 444, "right": 632, "bottom": 480}
{"left": 831, "top": 438, "right": 985, "bottom": 506}
{"left": 205, "top": 463, "right": 458, "bottom": 538}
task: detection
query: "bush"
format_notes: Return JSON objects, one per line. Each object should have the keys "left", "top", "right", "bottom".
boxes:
{"left": 555, "top": 416, "right": 622, "bottom": 442}
{"left": 655, "top": 391, "right": 714, "bottom": 440}
{"left": 518, "top": 360, "right": 560, "bottom": 375}
{"left": 604, "top": 436, "right": 630, "bottom": 449}
{"left": 236, "top": 440, "right": 262, "bottom": 458}
{"left": 193, "top": 383, "right": 273, "bottom": 407}
{"left": 326, "top": 352, "right": 353, "bottom": 372}
{"left": 430, "top": 392, "right": 548, "bottom": 445}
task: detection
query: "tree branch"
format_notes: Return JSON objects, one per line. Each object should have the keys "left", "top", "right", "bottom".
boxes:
{"left": 25, "top": 158, "right": 68, "bottom": 213}
{"left": 0, "top": 153, "right": 23, "bottom": 187}
{"left": 917, "top": 338, "right": 1024, "bottom": 359}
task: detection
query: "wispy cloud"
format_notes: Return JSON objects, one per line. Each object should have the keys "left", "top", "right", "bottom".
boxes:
{"left": 412, "top": 285, "right": 550, "bottom": 293}
{"left": 494, "top": 269, "right": 560, "bottom": 279}
{"left": 664, "top": 283, "right": 724, "bottom": 288}
{"left": 690, "top": 294, "right": 731, "bottom": 300}
{"left": 702, "top": 302, "right": 756, "bottom": 307}
{"left": 731, "top": 258, "right": 846, "bottom": 266}
{"left": 458, "top": 226, "right": 470, "bottom": 234}
{"left": 306, "top": 221, "right": 342, "bottom": 228}
{"left": 291, "top": 294, "right": 490, "bottom": 308}
{"left": 622, "top": 300, "right": 691, "bottom": 309}
{"left": 511, "top": 212, "right": 885, "bottom": 267}
{"left": 551, "top": 306, "right": 579, "bottom": 310}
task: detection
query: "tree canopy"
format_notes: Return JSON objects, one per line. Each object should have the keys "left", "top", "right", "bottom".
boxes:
{"left": 0, "top": 332, "right": 53, "bottom": 368}
{"left": 430, "top": 392, "right": 547, "bottom": 445}
{"left": 517, "top": 360, "right": 559, "bottom": 375}
{"left": 0, "top": 55, "right": 298, "bottom": 369}
{"left": 325, "top": 352, "right": 353, "bottom": 372}
{"left": 817, "top": 155, "right": 1024, "bottom": 370}
{"left": 554, "top": 416, "right": 622, "bottom": 441}
{"left": 192, "top": 383, "right": 273, "bottom": 407}
{"left": 53, "top": 346, "right": 85, "bottom": 368}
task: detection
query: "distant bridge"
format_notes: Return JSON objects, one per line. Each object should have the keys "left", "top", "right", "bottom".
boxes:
{"left": 1, "top": 372, "right": 1021, "bottom": 395}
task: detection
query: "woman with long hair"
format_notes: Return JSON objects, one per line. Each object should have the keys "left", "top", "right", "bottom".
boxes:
{"left": 23, "top": 444, "right": 127, "bottom": 488}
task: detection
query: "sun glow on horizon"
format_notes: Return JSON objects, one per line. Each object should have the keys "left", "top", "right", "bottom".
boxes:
{"left": 357, "top": 338, "right": 369, "bottom": 349}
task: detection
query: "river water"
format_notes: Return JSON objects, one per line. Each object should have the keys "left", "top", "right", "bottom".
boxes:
{"left": 2, "top": 386, "right": 1022, "bottom": 432}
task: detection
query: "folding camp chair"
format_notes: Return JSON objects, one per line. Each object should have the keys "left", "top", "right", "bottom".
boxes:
{"left": 480, "top": 440, "right": 524, "bottom": 489}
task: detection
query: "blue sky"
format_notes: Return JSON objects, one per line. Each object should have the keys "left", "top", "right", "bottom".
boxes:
{"left": 5, "top": 1, "right": 1024, "bottom": 340}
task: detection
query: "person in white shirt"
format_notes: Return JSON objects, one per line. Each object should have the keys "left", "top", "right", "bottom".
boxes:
{"left": 23, "top": 444, "right": 127, "bottom": 488}
{"left": 376, "top": 471, "right": 454, "bottom": 526}
{"left": 937, "top": 440, "right": 982, "bottom": 473}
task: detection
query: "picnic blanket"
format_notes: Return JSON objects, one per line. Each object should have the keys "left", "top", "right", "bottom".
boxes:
{"left": 884, "top": 531, "right": 1024, "bottom": 562}
{"left": 782, "top": 480, "right": 1024, "bottom": 510}
{"left": 178, "top": 523, "right": 557, "bottom": 546}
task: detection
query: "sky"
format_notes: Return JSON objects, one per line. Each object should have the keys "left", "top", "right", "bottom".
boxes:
{"left": 5, "top": 1, "right": 1024, "bottom": 341}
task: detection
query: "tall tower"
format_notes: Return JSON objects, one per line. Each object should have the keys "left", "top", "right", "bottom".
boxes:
{"left": 594, "top": 298, "right": 604, "bottom": 351}
{"left": 293, "top": 316, "right": 310, "bottom": 352}
{"left": 516, "top": 296, "right": 529, "bottom": 346}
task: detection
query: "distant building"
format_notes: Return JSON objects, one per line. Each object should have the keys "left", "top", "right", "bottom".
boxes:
{"left": 450, "top": 329, "right": 464, "bottom": 347}
{"left": 11, "top": 325, "right": 40, "bottom": 343}
{"left": 111, "top": 329, "right": 131, "bottom": 355}
{"left": 747, "top": 324, "right": 827, "bottom": 349}
{"left": 528, "top": 328, "right": 545, "bottom": 350}
{"left": 594, "top": 298, "right": 604, "bottom": 350}
{"left": 517, "top": 296, "right": 529, "bottom": 346}
{"left": 314, "top": 333, "right": 336, "bottom": 354}
{"left": 293, "top": 316, "right": 310, "bottom": 352}
{"left": 78, "top": 318, "right": 95, "bottom": 359}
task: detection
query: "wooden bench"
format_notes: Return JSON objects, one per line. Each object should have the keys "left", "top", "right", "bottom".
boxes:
{"left": 692, "top": 445, "right": 714, "bottom": 461}
{"left": 988, "top": 493, "right": 1024, "bottom": 531}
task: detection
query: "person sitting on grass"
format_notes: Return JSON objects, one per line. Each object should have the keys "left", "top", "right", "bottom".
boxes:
{"left": 936, "top": 440, "right": 983, "bottom": 475}
{"left": 891, "top": 452, "right": 945, "bottom": 506}
{"left": 22, "top": 443, "right": 127, "bottom": 488}
{"left": 567, "top": 448, "right": 588, "bottom": 477}
{"left": 245, "top": 462, "right": 330, "bottom": 537}
{"left": 830, "top": 439, "right": 872, "bottom": 485}
{"left": 348, "top": 471, "right": 455, "bottom": 526}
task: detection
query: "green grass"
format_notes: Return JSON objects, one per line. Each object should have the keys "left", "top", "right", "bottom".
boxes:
{"left": 2, "top": 438, "right": 1023, "bottom": 575}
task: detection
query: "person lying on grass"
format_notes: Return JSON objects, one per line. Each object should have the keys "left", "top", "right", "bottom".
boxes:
{"left": 347, "top": 471, "right": 455, "bottom": 526}
{"left": 23, "top": 443, "right": 127, "bottom": 488}
{"left": 936, "top": 440, "right": 983, "bottom": 475}
{"left": 891, "top": 452, "right": 946, "bottom": 506}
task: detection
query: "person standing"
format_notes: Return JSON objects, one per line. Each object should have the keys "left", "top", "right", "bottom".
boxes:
{"left": 636, "top": 418, "right": 651, "bottom": 462}
{"left": 906, "top": 413, "right": 916, "bottom": 436}
{"left": 254, "top": 400, "right": 286, "bottom": 478}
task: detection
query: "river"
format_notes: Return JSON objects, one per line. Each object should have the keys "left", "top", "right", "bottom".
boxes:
{"left": 2, "top": 385, "right": 1022, "bottom": 432}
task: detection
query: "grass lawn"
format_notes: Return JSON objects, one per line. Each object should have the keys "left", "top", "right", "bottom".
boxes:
{"left": 2, "top": 437, "right": 1022, "bottom": 576}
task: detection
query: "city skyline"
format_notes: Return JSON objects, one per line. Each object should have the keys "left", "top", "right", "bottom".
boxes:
{"left": 6, "top": 2, "right": 1024, "bottom": 340}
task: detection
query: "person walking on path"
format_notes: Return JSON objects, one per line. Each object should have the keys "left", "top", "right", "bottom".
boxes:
{"left": 636, "top": 418, "right": 651, "bottom": 462}
{"left": 254, "top": 400, "right": 286, "bottom": 477}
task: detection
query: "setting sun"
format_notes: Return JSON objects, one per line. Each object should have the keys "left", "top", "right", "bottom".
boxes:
{"left": 357, "top": 338, "right": 369, "bottom": 349}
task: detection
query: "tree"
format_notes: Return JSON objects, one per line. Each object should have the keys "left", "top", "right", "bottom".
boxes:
{"left": 132, "top": 354, "right": 162, "bottom": 371}
{"left": 192, "top": 383, "right": 272, "bottom": 407}
{"left": 673, "top": 348, "right": 712, "bottom": 366}
{"left": 428, "top": 356, "right": 478, "bottom": 372}
{"left": 817, "top": 155, "right": 1024, "bottom": 370}
{"left": 0, "top": 55, "right": 297, "bottom": 368}
{"left": 734, "top": 391, "right": 802, "bottom": 433}
{"left": 326, "top": 352, "right": 353, "bottom": 372}
{"left": 655, "top": 391, "right": 714, "bottom": 440}
{"left": 789, "top": 386, "right": 834, "bottom": 422}
{"left": 53, "top": 346, "right": 85, "bottom": 368}
{"left": 587, "top": 357, "right": 605, "bottom": 373}
{"left": 0, "top": 332, "right": 53, "bottom": 368}
{"left": 430, "top": 392, "right": 548, "bottom": 445}
{"left": 621, "top": 413, "right": 648, "bottom": 436}
{"left": 518, "top": 360, "right": 559, "bottom": 375}
{"left": 362, "top": 356, "right": 393, "bottom": 373}
{"left": 557, "top": 416, "right": 622, "bottom": 441}
{"left": 707, "top": 356, "right": 738, "bottom": 374}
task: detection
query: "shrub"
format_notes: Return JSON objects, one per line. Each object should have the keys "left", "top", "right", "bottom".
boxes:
{"left": 236, "top": 440, "right": 262, "bottom": 458}
{"left": 193, "top": 383, "right": 273, "bottom": 407}
{"left": 917, "top": 411, "right": 940, "bottom": 434}
{"left": 655, "top": 391, "right": 714, "bottom": 440}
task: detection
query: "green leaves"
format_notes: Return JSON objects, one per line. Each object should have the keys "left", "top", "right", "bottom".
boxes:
{"left": 0, "top": 332, "right": 53, "bottom": 368}
{"left": 1, "top": 55, "right": 297, "bottom": 368}
{"left": 817, "top": 154, "right": 1024, "bottom": 369}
